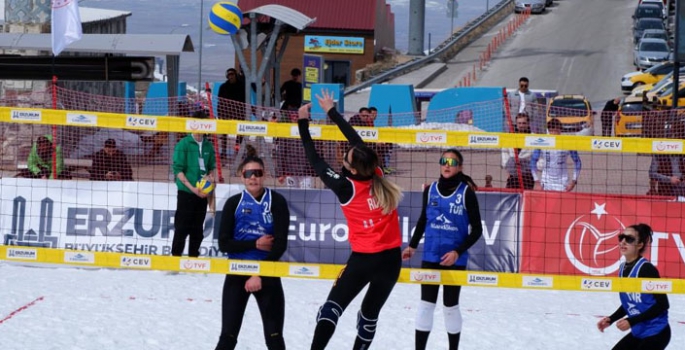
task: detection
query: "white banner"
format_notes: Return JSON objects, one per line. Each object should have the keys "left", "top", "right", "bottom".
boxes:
{"left": 0, "top": 178, "right": 243, "bottom": 257}
{"left": 51, "top": 0, "right": 83, "bottom": 56}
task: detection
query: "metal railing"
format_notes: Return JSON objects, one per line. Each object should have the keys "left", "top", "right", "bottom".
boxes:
{"left": 344, "top": 0, "right": 513, "bottom": 96}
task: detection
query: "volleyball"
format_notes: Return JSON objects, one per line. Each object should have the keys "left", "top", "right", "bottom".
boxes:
{"left": 196, "top": 177, "right": 215, "bottom": 194}
{"left": 209, "top": 2, "right": 243, "bottom": 35}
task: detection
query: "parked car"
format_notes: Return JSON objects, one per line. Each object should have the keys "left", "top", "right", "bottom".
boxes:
{"left": 641, "top": 29, "right": 670, "bottom": 47}
{"left": 546, "top": 95, "right": 594, "bottom": 136}
{"left": 633, "top": 18, "right": 666, "bottom": 44}
{"left": 621, "top": 61, "right": 674, "bottom": 92}
{"left": 639, "top": 0, "right": 668, "bottom": 18}
{"left": 633, "top": 4, "right": 664, "bottom": 24}
{"left": 514, "top": 0, "right": 546, "bottom": 14}
{"left": 615, "top": 96, "right": 644, "bottom": 137}
{"left": 633, "top": 38, "right": 671, "bottom": 70}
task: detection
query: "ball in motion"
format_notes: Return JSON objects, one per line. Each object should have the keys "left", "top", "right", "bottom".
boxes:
{"left": 209, "top": 2, "right": 243, "bottom": 35}
{"left": 196, "top": 177, "right": 215, "bottom": 194}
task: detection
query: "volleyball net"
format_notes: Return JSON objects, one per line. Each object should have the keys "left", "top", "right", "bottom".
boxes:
{"left": 0, "top": 85, "right": 684, "bottom": 293}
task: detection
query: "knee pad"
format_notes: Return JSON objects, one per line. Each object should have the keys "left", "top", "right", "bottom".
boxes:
{"left": 356, "top": 311, "right": 378, "bottom": 342}
{"left": 316, "top": 300, "right": 344, "bottom": 326}
{"left": 443, "top": 304, "right": 462, "bottom": 334}
{"left": 415, "top": 300, "right": 436, "bottom": 332}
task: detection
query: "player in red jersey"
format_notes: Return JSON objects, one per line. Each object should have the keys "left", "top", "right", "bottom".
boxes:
{"left": 297, "top": 90, "right": 404, "bottom": 350}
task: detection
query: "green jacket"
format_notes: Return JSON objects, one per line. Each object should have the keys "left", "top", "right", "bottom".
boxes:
{"left": 173, "top": 135, "right": 216, "bottom": 193}
{"left": 28, "top": 134, "right": 64, "bottom": 179}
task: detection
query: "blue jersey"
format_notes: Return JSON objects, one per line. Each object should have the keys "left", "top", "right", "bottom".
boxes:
{"left": 619, "top": 257, "right": 669, "bottom": 338}
{"left": 422, "top": 182, "right": 470, "bottom": 266}
{"left": 228, "top": 189, "right": 274, "bottom": 261}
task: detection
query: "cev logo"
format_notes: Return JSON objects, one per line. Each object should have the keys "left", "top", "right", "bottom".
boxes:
{"left": 356, "top": 129, "right": 379, "bottom": 140}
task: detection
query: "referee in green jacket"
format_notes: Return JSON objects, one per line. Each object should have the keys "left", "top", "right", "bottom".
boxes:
{"left": 171, "top": 130, "right": 217, "bottom": 257}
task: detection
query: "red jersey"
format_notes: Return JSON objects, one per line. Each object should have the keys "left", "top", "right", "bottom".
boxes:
{"left": 340, "top": 178, "right": 401, "bottom": 253}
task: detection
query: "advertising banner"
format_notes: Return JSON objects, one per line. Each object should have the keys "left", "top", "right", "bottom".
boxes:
{"left": 0, "top": 179, "right": 519, "bottom": 272}
{"left": 521, "top": 191, "right": 685, "bottom": 278}
{"left": 302, "top": 54, "right": 323, "bottom": 103}
{"left": 304, "top": 35, "right": 365, "bottom": 54}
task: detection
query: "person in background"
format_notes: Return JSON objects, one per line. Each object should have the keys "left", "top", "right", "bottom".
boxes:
{"left": 601, "top": 97, "right": 621, "bottom": 137}
{"left": 218, "top": 68, "right": 246, "bottom": 159}
{"left": 18, "top": 135, "right": 68, "bottom": 179}
{"left": 298, "top": 90, "right": 404, "bottom": 350}
{"left": 280, "top": 68, "right": 303, "bottom": 110}
{"left": 90, "top": 139, "right": 133, "bottom": 181}
{"left": 597, "top": 223, "right": 670, "bottom": 350}
{"left": 215, "top": 153, "right": 290, "bottom": 350}
{"left": 503, "top": 113, "right": 534, "bottom": 189}
{"left": 171, "top": 129, "right": 217, "bottom": 257}
{"left": 402, "top": 149, "right": 483, "bottom": 350}
{"left": 531, "top": 118, "right": 582, "bottom": 192}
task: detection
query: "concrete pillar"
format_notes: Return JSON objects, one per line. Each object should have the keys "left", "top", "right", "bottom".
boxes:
{"left": 407, "top": 0, "right": 426, "bottom": 56}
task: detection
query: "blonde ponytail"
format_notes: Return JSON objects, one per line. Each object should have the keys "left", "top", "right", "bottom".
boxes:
{"left": 371, "top": 175, "right": 403, "bottom": 215}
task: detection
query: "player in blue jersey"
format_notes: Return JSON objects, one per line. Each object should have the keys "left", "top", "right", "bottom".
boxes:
{"left": 530, "top": 118, "right": 582, "bottom": 192}
{"left": 215, "top": 152, "right": 290, "bottom": 350}
{"left": 402, "top": 149, "right": 483, "bottom": 350}
{"left": 597, "top": 223, "right": 670, "bottom": 350}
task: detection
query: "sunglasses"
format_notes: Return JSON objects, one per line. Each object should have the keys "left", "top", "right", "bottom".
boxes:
{"left": 439, "top": 157, "right": 460, "bottom": 167}
{"left": 618, "top": 234, "right": 637, "bottom": 244}
{"left": 242, "top": 169, "right": 264, "bottom": 178}
{"left": 520, "top": 84, "right": 528, "bottom": 88}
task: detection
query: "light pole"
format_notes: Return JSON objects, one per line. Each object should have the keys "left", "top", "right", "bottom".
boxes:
{"left": 198, "top": 0, "right": 205, "bottom": 92}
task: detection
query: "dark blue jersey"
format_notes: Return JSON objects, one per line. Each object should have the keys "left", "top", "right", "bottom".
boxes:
{"left": 619, "top": 257, "right": 669, "bottom": 338}
{"left": 229, "top": 189, "right": 274, "bottom": 261}
{"left": 423, "top": 182, "right": 470, "bottom": 266}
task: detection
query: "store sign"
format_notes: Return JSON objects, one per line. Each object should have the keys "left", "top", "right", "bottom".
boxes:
{"left": 304, "top": 35, "right": 365, "bottom": 54}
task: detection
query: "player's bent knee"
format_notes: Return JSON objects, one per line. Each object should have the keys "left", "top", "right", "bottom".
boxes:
{"left": 415, "top": 300, "right": 436, "bottom": 332}
{"left": 356, "top": 311, "right": 378, "bottom": 342}
{"left": 316, "top": 300, "right": 344, "bottom": 326}
{"left": 443, "top": 304, "right": 462, "bottom": 334}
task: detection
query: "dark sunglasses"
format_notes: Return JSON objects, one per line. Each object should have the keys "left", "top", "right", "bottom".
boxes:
{"left": 520, "top": 84, "right": 528, "bottom": 88}
{"left": 242, "top": 169, "right": 264, "bottom": 178}
{"left": 618, "top": 234, "right": 637, "bottom": 244}
{"left": 439, "top": 157, "right": 460, "bottom": 167}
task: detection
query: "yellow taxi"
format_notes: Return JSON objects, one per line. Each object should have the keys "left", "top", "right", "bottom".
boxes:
{"left": 656, "top": 82, "right": 685, "bottom": 107}
{"left": 546, "top": 95, "right": 594, "bottom": 136}
{"left": 615, "top": 96, "right": 644, "bottom": 137}
{"left": 621, "top": 62, "right": 674, "bottom": 92}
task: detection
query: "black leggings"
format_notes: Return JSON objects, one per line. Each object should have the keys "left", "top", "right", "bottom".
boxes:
{"left": 311, "top": 247, "right": 402, "bottom": 350}
{"left": 215, "top": 275, "right": 286, "bottom": 350}
{"left": 420, "top": 262, "right": 465, "bottom": 307}
{"left": 612, "top": 325, "right": 671, "bottom": 350}
{"left": 172, "top": 190, "right": 208, "bottom": 257}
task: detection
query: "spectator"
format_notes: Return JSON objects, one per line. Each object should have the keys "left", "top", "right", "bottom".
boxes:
{"left": 280, "top": 68, "right": 303, "bottom": 110}
{"left": 217, "top": 68, "right": 246, "bottom": 159}
{"left": 90, "top": 139, "right": 133, "bottom": 181}
{"left": 349, "top": 107, "right": 371, "bottom": 126}
{"left": 171, "top": 130, "right": 217, "bottom": 257}
{"left": 510, "top": 77, "right": 543, "bottom": 133}
{"left": 601, "top": 98, "right": 621, "bottom": 137}
{"left": 531, "top": 118, "right": 582, "bottom": 192}
{"left": 648, "top": 155, "right": 684, "bottom": 197}
{"left": 503, "top": 113, "right": 534, "bottom": 189}
{"left": 17, "top": 135, "right": 68, "bottom": 179}
{"left": 274, "top": 111, "right": 316, "bottom": 189}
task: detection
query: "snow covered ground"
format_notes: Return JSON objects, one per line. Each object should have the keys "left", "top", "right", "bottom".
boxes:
{"left": 1, "top": 262, "right": 683, "bottom": 350}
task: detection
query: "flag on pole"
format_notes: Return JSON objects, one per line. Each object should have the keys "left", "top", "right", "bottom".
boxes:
{"left": 51, "top": 0, "right": 83, "bottom": 56}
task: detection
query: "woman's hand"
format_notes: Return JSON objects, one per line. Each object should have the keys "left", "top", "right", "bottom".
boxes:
{"left": 298, "top": 103, "right": 312, "bottom": 120}
{"left": 315, "top": 89, "right": 336, "bottom": 114}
